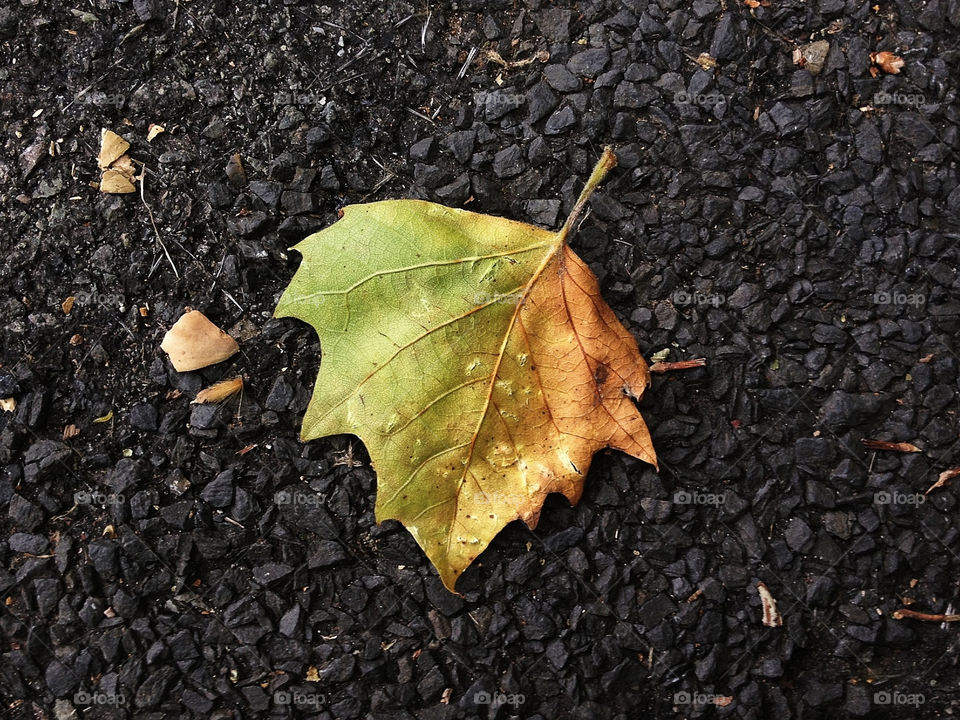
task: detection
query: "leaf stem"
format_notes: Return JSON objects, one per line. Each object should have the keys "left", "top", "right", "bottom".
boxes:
{"left": 557, "top": 146, "right": 617, "bottom": 244}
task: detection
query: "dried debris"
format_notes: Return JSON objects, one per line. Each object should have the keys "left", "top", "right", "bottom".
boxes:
{"left": 160, "top": 309, "right": 239, "bottom": 372}
{"left": 192, "top": 377, "right": 244, "bottom": 404}
{"left": 97, "top": 128, "right": 137, "bottom": 193}
{"left": 757, "top": 581, "right": 783, "bottom": 627}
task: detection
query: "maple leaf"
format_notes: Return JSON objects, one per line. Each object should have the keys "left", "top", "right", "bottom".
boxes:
{"left": 275, "top": 147, "right": 657, "bottom": 592}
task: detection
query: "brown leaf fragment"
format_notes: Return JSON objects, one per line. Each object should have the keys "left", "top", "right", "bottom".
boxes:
{"left": 696, "top": 53, "right": 717, "bottom": 70}
{"left": 757, "top": 581, "right": 783, "bottom": 627}
{"left": 225, "top": 153, "right": 246, "bottom": 186}
{"left": 100, "top": 168, "right": 136, "bottom": 194}
{"left": 98, "top": 129, "right": 130, "bottom": 169}
{"left": 926, "top": 467, "right": 960, "bottom": 495}
{"left": 192, "top": 377, "right": 243, "bottom": 404}
{"left": 861, "top": 439, "right": 921, "bottom": 453}
{"left": 160, "top": 309, "right": 239, "bottom": 372}
{"left": 870, "top": 51, "right": 903, "bottom": 74}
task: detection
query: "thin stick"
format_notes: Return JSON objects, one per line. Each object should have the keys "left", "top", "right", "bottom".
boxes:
{"left": 421, "top": 10, "right": 431, "bottom": 53}
{"left": 222, "top": 290, "right": 244, "bottom": 313}
{"left": 892, "top": 608, "right": 960, "bottom": 622}
{"left": 61, "top": 57, "right": 124, "bottom": 114}
{"left": 649, "top": 359, "right": 707, "bottom": 374}
{"left": 457, "top": 46, "right": 478, "bottom": 80}
{"left": 139, "top": 167, "right": 180, "bottom": 279}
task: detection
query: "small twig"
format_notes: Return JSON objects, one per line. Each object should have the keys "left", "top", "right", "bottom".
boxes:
{"left": 51, "top": 504, "right": 79, "bottom": 522}
{"left": 406, "top": 107, "right": 436, "bottom": 124}
{"left": 61, "top": 57, "right": 124, "bottom": 114}
{"left": 222, "top": 290, "right": 244, "bottom": 313}
{"left": 457, "top": 46, "right": 478, "bottom": 80}
{"left": 892, "top": 608, "right": 960, "bottom": 623}
{"left": 139, "top": 166, "right": 180, "bottom": 279}
{"left": 421, "top": 10, "right": 431, "bottom": 53}
{"left": 649, "top": 358, "right": 707, "bottom": 374}
{"left": 862, "top": 439, "right": 921, "bottom": 453}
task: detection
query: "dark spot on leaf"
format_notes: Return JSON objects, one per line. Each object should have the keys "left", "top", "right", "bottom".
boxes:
{"left": 594, "top": 363, "right": 609, "bottom": 384}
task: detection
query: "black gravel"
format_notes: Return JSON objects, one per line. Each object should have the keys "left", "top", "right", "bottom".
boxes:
{"left": 2, "top": 1, "right": 960, "bottom": 718}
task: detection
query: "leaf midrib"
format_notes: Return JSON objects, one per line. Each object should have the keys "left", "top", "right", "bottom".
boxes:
{"left": 444, "top": 237, "right": 565, "bottom": 561}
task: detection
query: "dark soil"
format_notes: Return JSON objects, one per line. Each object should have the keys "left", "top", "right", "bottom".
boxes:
{"left": 2, "top": 0, "right": 960, "bottom": 718}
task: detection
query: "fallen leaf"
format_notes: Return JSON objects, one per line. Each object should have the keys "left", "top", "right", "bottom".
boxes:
{"left": 275, "top": 147, "right": 657, "bottom": 591}
{"left": 62, "top": 296, "right": 75, "bottom": 314}
{"left": 160, "top": 309, "right": 239, "bottom": 372}
{"left": 93, "top": 409, "right": 113, "bottom": 423}
{"left": 870, "top": 51, "right": 903, "bottom": 74}
{"left": 192, "top": 376, "right": 243, "bottom": 404}
{"left": 147, "top": 123, "right": 165, "bottom": 142}
{"left": 0, "top": 398, "right": 16, "bottom": 413}
{"left": 862, "top": 439, "right": 921, "bottom": 453}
